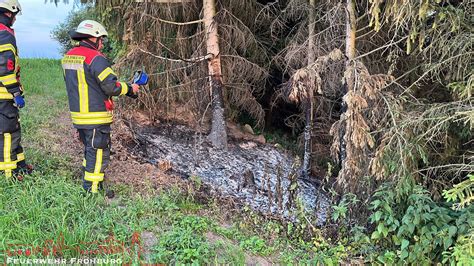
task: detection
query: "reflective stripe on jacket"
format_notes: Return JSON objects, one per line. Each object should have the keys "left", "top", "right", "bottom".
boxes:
{"left": 0, "top": 23, "right": 20, "bottom": 101}
{"left": 61, "top": 44, "right": 130, "bottom": 129}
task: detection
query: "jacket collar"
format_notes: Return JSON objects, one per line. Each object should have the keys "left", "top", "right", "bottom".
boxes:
{"left": 79, "top": 41, "right": 99, "bottom": 51}
{"left": 0, "top": 15, "right": 12, "bottom": 28}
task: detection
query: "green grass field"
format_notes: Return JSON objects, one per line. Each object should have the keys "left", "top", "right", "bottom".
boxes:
{"left": 0, "top": 59, "right": 347, "bottom": 265}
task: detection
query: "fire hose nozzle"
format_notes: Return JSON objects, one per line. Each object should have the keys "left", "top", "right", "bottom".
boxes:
{"left": 133, "top": 70, "right": 149, "bottom": 86}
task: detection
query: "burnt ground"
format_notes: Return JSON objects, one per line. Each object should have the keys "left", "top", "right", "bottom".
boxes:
{"left": 125, "top": 118, "right": 330, "bottom": 225}
{"left": 42, "top": 110, "right": 329, "bottom": 225}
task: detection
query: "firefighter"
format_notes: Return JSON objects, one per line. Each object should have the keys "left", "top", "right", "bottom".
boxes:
{"left": 62, "top": 20, "right": 139, "bottom": 193}
{"left": 0, "top": 0, "right": 32, "bottom": 180}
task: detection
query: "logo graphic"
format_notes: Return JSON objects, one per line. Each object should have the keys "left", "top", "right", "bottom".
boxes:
{"left": 2, "top": 232, "right": 145, "bottom": 265}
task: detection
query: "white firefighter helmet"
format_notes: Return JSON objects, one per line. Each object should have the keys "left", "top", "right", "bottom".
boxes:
{"left": 69, "top": 20, "right": 108, "bottom": 40}
{"left": 0, "top": 0, "right": 22, "bottom": 15}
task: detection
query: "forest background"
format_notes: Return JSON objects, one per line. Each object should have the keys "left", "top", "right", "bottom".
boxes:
{"left": 49, "top": 0, "right": 473, "bottom": 264}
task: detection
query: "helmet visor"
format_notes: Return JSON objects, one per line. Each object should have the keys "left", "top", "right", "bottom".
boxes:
{"left": 68, "top": 30, "right": 91, "bottom": 41}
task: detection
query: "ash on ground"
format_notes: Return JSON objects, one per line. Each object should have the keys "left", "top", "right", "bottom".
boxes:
{"left": 133, "top": 124, "right": 329, "bottom": 225}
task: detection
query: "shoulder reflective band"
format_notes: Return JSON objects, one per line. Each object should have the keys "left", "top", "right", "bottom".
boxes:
{"left": 70, "top": 112, "right": 113, "bottom": 125}
{"left": 98, "top": 67, "right": 116, "bottom": 82}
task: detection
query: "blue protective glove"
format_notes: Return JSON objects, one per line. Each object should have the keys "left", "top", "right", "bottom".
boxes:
{"left": 13, "top": 93, "right": 25, "bottom": 108}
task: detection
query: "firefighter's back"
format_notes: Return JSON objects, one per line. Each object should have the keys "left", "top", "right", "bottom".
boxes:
{"left": 62, "top": 46, "right": 112, "bottom": 129}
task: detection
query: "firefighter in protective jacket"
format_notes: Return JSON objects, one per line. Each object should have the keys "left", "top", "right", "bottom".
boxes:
{"left": 0, "top": 0, "right": 32, "bottom": 179}
{"left": 62, "top": 20, "right": 139, "bottom": 193}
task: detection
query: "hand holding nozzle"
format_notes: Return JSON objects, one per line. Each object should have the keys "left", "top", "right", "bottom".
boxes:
{"left": 126, "top": 84, "right": 140, "bottom": 99}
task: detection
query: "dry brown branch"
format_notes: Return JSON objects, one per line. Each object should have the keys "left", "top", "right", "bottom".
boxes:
{"left": 331, "top": 60, "right": 394, "bottom": 192}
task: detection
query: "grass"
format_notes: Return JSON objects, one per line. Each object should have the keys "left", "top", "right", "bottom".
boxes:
{"left": 0, "top": 59, "right": 347, "bottom": 265}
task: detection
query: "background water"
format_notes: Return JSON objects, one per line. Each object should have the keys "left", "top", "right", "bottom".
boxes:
{"left": 14, "top": 0, "right": 77, "bottom": 59}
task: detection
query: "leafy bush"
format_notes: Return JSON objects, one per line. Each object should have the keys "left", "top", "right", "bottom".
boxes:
{"left": 51, "top": 7, "right": 121, "bottom": 59}
{"left": 152, "top": 228, "right": 214, "bottom": 264}
{"left": 443, "top": 174, "right": 474, "bottom": 265}
{"left": 51, "top": 7, "right": 95, "bottom": 55}
{"left": 239, "top": 236, "right": 269, "bottom": 255}
{"left": 151, "top": 216, "right": 214, "bottom": 264}
{"left": 367, "top": 183, "right": 473, "bottom": 264}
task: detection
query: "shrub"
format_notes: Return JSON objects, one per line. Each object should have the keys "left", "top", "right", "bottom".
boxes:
{"left": 367, "top": 183, "right": 473, "bottom": 264}
{"left": 51, "top": 6, "right": 121, "bottom": 59}
{"left": 51, "top": 7, "right": 95, "bottom": 55}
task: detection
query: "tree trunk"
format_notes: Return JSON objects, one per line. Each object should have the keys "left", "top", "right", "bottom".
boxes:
{"left": 339, "top": 0, "right": 356, "bottom": 163}
{"left": 308, "top": 0, "right": 316, "bottom": 64}
{"left": 302, "top": 0, "right": 317, "bottom": 178}
{"left": 345, "top": 0, "right": 356, "bottom": 61}
{"left": 302, "top": 98, "right": 314, "bottom": 178}
{"left": 204, "top": 0, "right": 228, "bottom": 149}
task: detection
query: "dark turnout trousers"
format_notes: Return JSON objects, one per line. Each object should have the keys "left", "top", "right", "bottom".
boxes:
{"left": 0, "top": 101, "right": 25, "bottom": 178}
{"left": 78, "top": 125, "right": 111, "bottom": 192}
